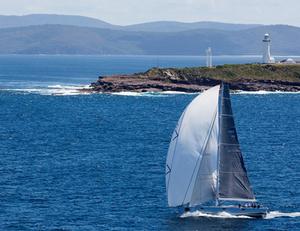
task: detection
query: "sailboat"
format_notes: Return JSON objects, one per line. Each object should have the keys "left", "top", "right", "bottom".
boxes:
{"left": 166, "top": 83, "right": 268, "bottom": 218}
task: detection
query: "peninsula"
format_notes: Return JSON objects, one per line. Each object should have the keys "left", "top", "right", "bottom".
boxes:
{"left": 87, "top": 64, "right": 300, "bottom": 93}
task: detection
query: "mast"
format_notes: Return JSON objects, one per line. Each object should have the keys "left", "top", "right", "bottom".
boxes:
{"left": 215, "top": 82, "right": 223, "bottom": 206}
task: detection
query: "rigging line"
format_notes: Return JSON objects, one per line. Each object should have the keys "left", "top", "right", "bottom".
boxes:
{"left": 181, "top": 106, "right": 218, "bottom": 206}
{"left": 166, "top": 108, "right": 188, "bottom": 191}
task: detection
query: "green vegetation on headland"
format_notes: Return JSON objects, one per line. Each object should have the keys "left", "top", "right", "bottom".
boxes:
{"left": 146, "top": 64, "right": 300, "bottom": 82}
{"left": 88, "top": 64, "right": 300, "bottom": 93}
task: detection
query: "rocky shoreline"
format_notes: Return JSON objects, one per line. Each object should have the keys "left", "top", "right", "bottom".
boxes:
{"left": 84, "top": 64, "right": 300, "bottom": 93}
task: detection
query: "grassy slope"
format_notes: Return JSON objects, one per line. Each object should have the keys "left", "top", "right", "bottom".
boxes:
{"left": 146, "top": 64, "right": 300, "bottom": 83}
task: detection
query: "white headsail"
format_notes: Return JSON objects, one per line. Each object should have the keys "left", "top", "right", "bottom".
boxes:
{"left": 166, "top": 85, "right": 220, "bottom": 207}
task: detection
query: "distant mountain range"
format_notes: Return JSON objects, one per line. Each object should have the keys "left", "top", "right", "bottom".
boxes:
{"left": 0, "top": 14, "right": 114, "bottom": 30}
{"left": 0, "top": 14, "right": 261, "bottom": 32}
{"left": 0, "top": 14, "right": 299, "bottom": 55}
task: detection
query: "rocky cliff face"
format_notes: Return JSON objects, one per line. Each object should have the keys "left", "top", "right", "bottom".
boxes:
{"left": 87, "top": 64, "right": 300, "bottom": 93}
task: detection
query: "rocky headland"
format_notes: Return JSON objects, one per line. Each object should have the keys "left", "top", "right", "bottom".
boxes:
{"left": 86, "top": 64, "right": 300, "bottom": 93}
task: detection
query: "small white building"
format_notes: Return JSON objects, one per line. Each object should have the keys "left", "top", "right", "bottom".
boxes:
{"left": 280, "top": 58, "right": 296, "bottom": 64}
{"left": 262, "top": 33, "right": 275, "bottom": 64}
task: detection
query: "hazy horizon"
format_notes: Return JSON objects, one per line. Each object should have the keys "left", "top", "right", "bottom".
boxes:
{"left": 0, "top": 0, "right": 299, "bottom": 27}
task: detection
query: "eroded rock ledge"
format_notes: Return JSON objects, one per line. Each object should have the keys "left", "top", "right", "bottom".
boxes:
{"left": 85, "top": 64, "right": 300, "bottom": 93}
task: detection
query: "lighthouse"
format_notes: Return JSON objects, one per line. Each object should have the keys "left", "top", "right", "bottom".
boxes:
{"left": 262, "top": 33, "right": 275, "bottom": 64}
{"left": 206, "top": 47, "right": 212, "bottom": 68}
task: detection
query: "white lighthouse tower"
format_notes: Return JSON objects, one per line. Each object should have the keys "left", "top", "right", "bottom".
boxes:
{"left": 262, "top": 33, "right": 275, "bottom": 64}
{"left": 206, "top": 47, "right": 212, "bottom": 68}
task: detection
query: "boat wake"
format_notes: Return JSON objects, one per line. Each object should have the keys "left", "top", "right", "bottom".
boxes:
{"left": 265, "top": 211, "right": 300, "bottom": 219}
{"left": 180, "top": 210, "right": 300, "bottom": 219}
{"left": 181, "top": 211, "right": 253, "bottom": 219}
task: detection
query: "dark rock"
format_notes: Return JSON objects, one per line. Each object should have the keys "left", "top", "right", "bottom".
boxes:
{"left": 84, "top": 64, "right": 300, "bottom": 93}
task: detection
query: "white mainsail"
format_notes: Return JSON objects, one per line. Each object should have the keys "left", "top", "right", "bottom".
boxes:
{"left": 166, "top": 85, "right": 220, "bottom": 207}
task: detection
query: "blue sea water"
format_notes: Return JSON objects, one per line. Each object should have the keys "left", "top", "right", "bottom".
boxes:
{"left": 0, "top": 55, "right": 299, "bottom": 230}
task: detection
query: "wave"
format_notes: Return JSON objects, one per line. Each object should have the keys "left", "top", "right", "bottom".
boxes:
{"left": 111, "top": 91, "right": 196, "bottom": 97}
{"left": 47, "top": 84, "right": 89, "bottom": 89}
{"left": 87, "top": 90, "right": 300, "bottom": 96}
{"left": 111, "top": 92, "right": 148, "bottom": 96}
{"left": 111, "top": 91, "right": 168, "bottom": 97}
{"left": 3, "top": 86, "right": 299, "bottom": 97}
{"left": 180, "top": 210, "right": 300, "bottom": 219}
{"left": 1, "top": 85, "right": 92, "bottom": 96}
{"left": 3, "top": 87, "right": 190, "bottom": 97}
{"left": 161, "top": 91, "right": 197, "bottom": 95}
{"left": 91, "top": 90, "right": 300, "bottom": 96}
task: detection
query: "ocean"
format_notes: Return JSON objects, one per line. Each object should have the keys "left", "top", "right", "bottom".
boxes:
{"left": 0, "top": 55, "right": 299, "bottom": 230}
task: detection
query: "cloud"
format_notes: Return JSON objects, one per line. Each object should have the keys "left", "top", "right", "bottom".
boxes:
{"left": 0, "top": 0, "right": 299, "bottom": 26}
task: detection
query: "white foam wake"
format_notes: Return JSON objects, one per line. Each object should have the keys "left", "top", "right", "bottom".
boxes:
{"left": 111, "top": 91, "right": 168, "bottom": 97}
{"left": 111, "top": 91, "right": 195, "bottom": 97}
{"left": 47, "top": 84, "right": 88, "bottom": 90}
{"left": 111, "top": 92, "right": 147, "bottom": 96}
{"left": 99, "top": 90, "right": 300, "bottom": 96}
{"left": 161, "top": 91, "right": 197, "bottom": 95}
{"left": 180, "top": 211, "right": 252, "bottom": 219}
{"left": 4, "top": 86, "right": 299, "bottom": 96}
{"left": 2, "top": 85, "right": 92, "bottom": 96}
{"left": 180, "top": 210, "right": 300, "bottom": 219}
{"left": 265, "top": 211, "right": 300, "bottom": 219}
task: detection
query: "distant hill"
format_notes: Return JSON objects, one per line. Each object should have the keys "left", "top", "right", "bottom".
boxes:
{"left": 0, "top": 14, "right": 115, "bottom": 29}
{"left": 0, "top": 23, "right": 299, "bottom": 55}
{"left": 124, "top": 21, "right": 261, "bottom": 32}
{"left": 0, "top": 14, "right": 261, "bottom": 32}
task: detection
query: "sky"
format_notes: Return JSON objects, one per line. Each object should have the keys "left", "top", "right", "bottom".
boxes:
{"left": 0, "top": 0, "right": 299, "bottom": 26}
